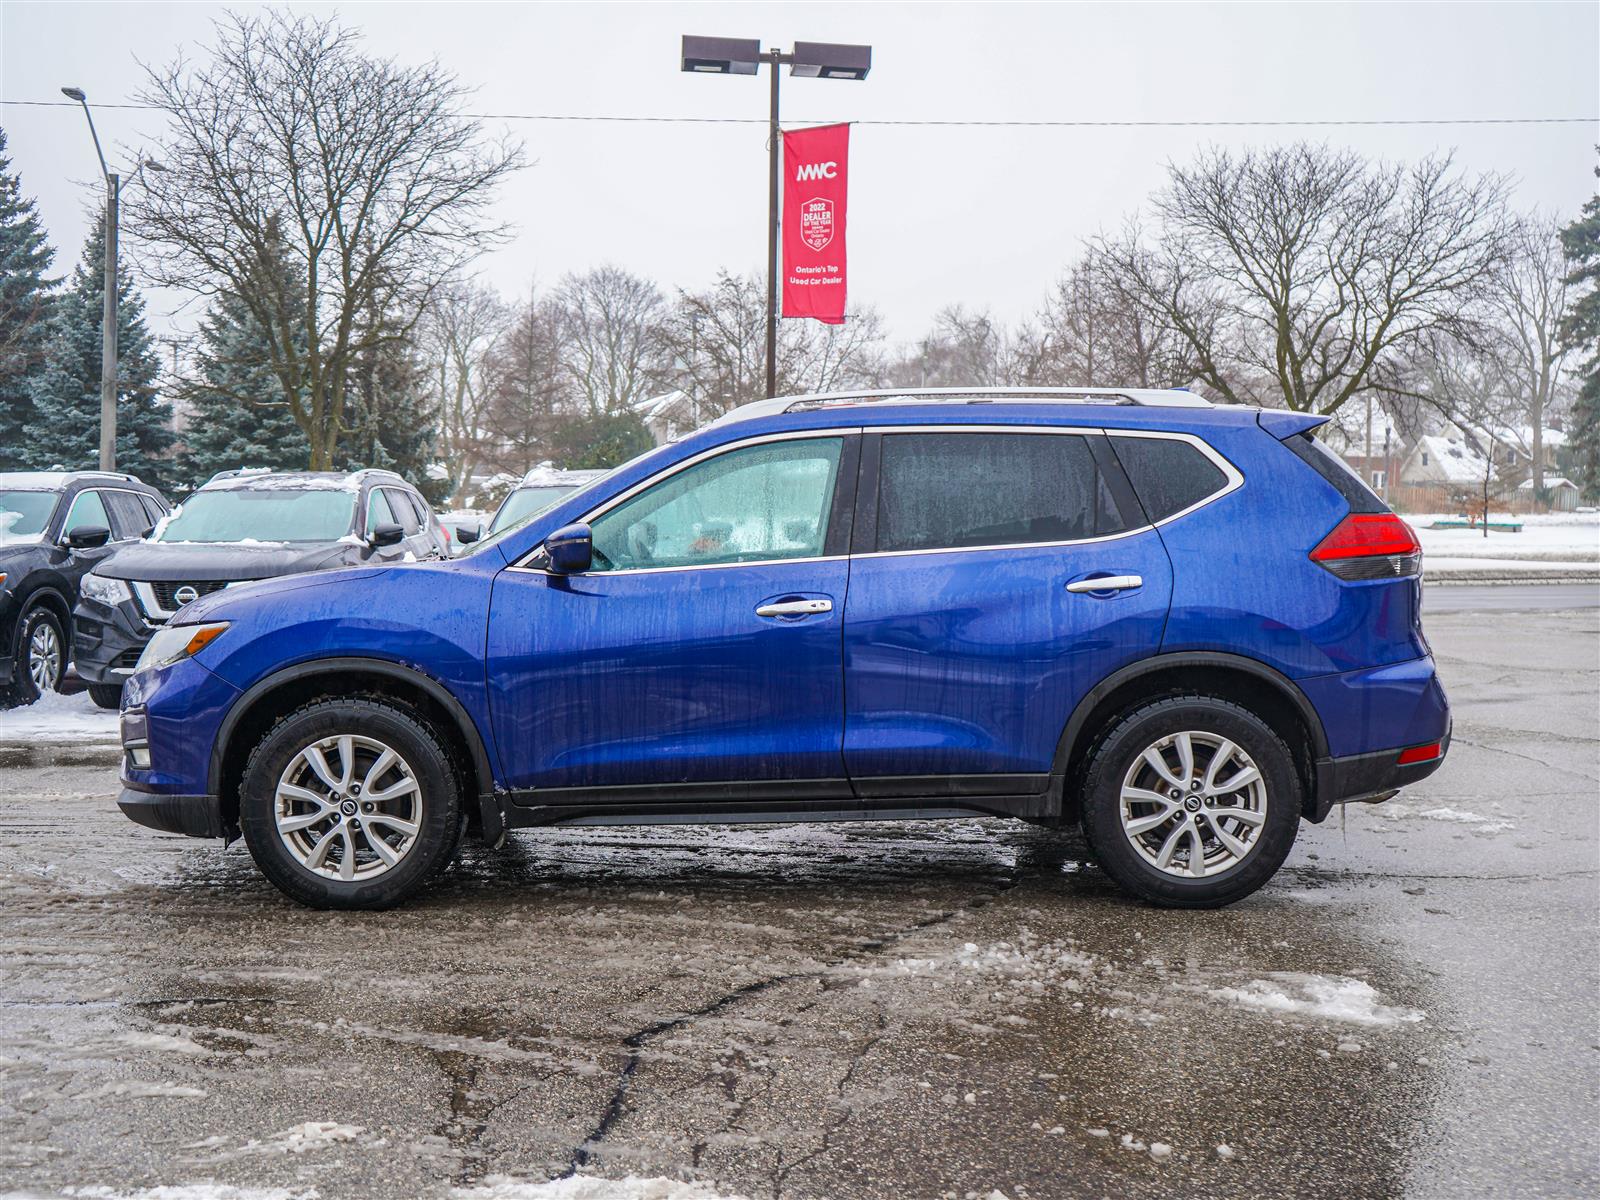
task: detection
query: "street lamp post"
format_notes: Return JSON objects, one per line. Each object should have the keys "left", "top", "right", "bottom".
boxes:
{"left": 680, "top": 37, "right": 871, "bottom": 399}
{"left": 61, "top": 87, "right": 120, "bottom": 471}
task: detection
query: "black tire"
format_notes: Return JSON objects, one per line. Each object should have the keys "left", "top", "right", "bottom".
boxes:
{"left": 1079, "top": 695, "right": 1301, "bottom": 908}
{"left": 4, "top": 606, "right": 66, "bottom": 705}
{"left": 238, "top": 697, "right": 465, "bottom": 910}
{"left": 88, "top": 682, "right": 124, "bottom": 710}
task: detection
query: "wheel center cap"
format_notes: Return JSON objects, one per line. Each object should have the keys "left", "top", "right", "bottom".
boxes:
{"left": 339, "top": 800, "right": 359, "bottom": 817}
{"left": 1184, "top": 796, "right": 1202, "bottom": 813}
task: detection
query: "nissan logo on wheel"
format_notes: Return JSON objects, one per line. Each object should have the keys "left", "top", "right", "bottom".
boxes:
{"left": 173, "top": 586, "right": 200, "bottom": 607}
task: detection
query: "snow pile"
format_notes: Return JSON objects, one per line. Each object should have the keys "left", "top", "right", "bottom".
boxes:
{"left": 1204, "top": 973, "right": 1424, "bottom": 1026}
{"left": 0, "top": 688, "right": 119, "bottom": 742}
{"left": 1374, "top": 803, "right": 1514, "bottom": 834}
{"left": 249, "top": 1122, "right": 364, "bottom": 1155}
{"left": 452, "top": 1178, "right": 749, "bottom": 1200}
{"left": 40, "top": 1187, "right": 319, "bottom": 1199}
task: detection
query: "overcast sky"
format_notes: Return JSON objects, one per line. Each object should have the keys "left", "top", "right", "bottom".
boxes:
{"left": 2, "top": 1, "right": 1595, "bottom": 348}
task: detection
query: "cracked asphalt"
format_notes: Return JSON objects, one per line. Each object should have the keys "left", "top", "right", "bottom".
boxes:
{"left": 1, "top": 604, "right": 1596, "bottom": 1199}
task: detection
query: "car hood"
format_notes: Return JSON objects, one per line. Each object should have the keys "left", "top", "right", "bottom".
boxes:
{"left": 92, "top": 539, "right": 356, "bottom": 582}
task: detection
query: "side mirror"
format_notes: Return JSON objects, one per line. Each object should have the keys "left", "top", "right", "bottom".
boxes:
{"left": 545, "top": 522, "right": 593, "bottom": 574}
{"left": 65, "top": 525, "right": 111, "bottom": 550}
{"left": 456, "top": 522, "right": 482, "bottom": 545}
{"left": 369, "top": 522, "right": 405, "bottom": 548}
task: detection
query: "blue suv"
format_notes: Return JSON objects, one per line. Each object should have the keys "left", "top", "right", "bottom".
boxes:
{"left": 115, "top": 389, "right": 1449, "bottom": 910}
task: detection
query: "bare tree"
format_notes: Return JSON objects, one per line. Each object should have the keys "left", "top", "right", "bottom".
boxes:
{"left": 480, "top": 288, "right": 567, "bottom": 475}
{"left": 1031, "top": 243, "right": 1199, "bottom": 388}
{"left": 1100, "top": 144, "right": 1512, "bottom": 415}
{"left": 419, "top": 281, "right": 508, "bottom": 498}
{"left": 127, "top": 11, "right": 523, "bottom": 468}
{"left": 1488, "top": 214, "right": 1572, "bottom": 492}
{"left": 555, "top": 266, "right": 668, "bottom": 417}
{"left": 658, "top": 271, "right": 887, "bottom": 417}
{"left": 892, "top": 305, "right": 1020, "bottom": 388}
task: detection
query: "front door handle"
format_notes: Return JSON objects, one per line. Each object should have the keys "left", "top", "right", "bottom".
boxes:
{"left": 1066, "top": 574, "right": 1143, "bottom": 593}
{"left": 755, "top": 598, "right": 833, "bottom": 618}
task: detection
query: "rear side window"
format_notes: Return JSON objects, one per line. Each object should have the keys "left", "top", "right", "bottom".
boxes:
{"left": 103, "top": 491, "right": 153, "bottom": 540}
{"left": 1111, "top": 436, "right": 1229, "bottom": 522}
{"left": 1284, "top": 431, "right": 1388, "bottom": 514}
{"left": 876, "top": 432, "right": 1126, "bottom": 553}
{"left": 384, "top": 488, "right": 422, "bottom": 535}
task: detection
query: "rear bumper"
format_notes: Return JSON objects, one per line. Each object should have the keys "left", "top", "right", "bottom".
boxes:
{"left": 1308, "top": 729, "right": 1451, "bottom": 822}
{"left": 117, "top": 787, "right": 227, "bottom": 839}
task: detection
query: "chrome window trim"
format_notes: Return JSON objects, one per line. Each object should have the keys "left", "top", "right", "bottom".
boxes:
{"left": 506, "top": 423, "right": 1242, "bottom": 574}
{"left": 509, "top": 427, "right": 862, "bottom": 574}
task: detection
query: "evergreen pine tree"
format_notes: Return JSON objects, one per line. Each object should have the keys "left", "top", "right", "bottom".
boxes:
{"left": 0, "top": 128, "right": 57, "bottom": 467}
{"left": 339, "top": 297, "right": 444, "bottom": 504}
{"left": 1559, "top": 163, "right": 1600, "bottom": 501}
{"left": 24, "top": 212, "right": 174, "bottom": 487}
{"left": 177, "top": 235, "right": 310, "bottom": 486}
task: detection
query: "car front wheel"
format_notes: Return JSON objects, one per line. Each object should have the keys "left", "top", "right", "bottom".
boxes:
{"left": 238, "top": 698, "right": 464, "bottom": 909}
{"left": 5, "top": 606, "right": 65, "bottom": 705}
{"left": 1080, "top": 695, "right": 1301, "bottom": 908}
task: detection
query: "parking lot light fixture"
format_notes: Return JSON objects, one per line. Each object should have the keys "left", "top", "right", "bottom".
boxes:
{"left": 61, "top": 85, "right": 119, "bottom": 471}
{"left": 680, "top": 35, "right": 873, "bottom": 400}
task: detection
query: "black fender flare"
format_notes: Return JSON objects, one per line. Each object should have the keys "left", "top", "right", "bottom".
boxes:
{"left": 207, "top": 656, "right": 497, "bottom": 812}
{"left": 10, "top": 583, "right": 74, "bottom": 657}
{"left": 1049, "top": 650, "right": 1331, "bottom": 779}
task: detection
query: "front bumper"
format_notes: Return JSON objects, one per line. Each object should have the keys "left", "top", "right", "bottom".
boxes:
{"left": 117, "top": 787, "right": 227, "bottom": 839}
{"left": 73, "top": 595, "right": 154, "bottom": 685}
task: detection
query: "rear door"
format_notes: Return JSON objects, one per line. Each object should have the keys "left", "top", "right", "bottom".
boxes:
{"left": 842, "top": 426, "right": 1173, "bottom": 799}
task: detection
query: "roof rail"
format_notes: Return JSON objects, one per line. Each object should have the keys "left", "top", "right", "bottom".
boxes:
{"left": 710, "top": 386, "right": 1212, "bottom": 427}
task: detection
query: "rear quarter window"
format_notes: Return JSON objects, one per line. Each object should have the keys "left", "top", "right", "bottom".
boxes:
{"left": 1110, "top": 435, "right": 1229, "bottom": 522}
{"left": 1283, "top": 431, "right": 1389, "bottom": 514}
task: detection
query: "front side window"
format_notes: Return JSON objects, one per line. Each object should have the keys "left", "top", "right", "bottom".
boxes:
{"left": 588, "top": 437, "right": 844, "bottom": 572}
{"left": 62, "top": 489, "right": 110, "bottom": 537}
{"left": 0, "top": 491, "right": 58, "bottom": 543}
{"left": 158, "top": 488, "right": 357, "bottom": 543}
{"left": 364, "top": 488, "right": 395, "bottom": 536}
{"left": 876, "top": 432, "right": 1124, "bottom": 554}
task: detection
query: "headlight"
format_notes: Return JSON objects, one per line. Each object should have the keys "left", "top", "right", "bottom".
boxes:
{"left": 80, "top": 573, "right": 132, "bottom": 606}
{"left": 134, "top": 621, "right": 229, "bottom": 673}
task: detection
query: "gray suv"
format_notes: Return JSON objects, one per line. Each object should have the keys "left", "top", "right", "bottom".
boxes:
{"left": 74, "top": 469, "right": 447, "bottom": 707}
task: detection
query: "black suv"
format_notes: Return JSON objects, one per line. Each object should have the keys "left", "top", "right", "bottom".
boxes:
{"left": 75, "top": 469, "right": 447, "bottom": 707}
{"left": 0, "top": 470, "right": 170, "bottom": 705}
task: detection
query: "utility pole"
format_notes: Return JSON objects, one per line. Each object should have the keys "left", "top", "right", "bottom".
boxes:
{"left": 765, "top": 48, "right": 782, "bottom": 401}
{"left": 62, "top": 87, "right": 118, "bottom": 471}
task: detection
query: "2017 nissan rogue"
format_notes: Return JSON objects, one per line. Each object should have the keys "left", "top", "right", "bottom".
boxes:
{"left": 112, "top": 389, "right": 1449, "bottom": 910}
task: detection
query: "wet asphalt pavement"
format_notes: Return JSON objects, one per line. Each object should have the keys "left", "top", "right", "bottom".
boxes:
{"left": 1, "top": 607, "right": 1596, "bottom": 1200}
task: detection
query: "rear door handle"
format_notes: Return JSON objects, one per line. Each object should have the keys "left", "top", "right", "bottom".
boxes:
{"left": 755, "top": 598, "right": 833, "bottom": 617}
{"left": 1066, "top": 574, "right": 1143, "bottom": 593}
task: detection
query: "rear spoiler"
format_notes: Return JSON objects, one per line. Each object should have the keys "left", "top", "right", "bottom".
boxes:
{"left": 1257, "top": 410, "right": 1328, "bottom": 440}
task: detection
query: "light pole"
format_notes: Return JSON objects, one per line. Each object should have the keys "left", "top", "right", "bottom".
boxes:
{"left": 60, "top": 87, "right": 164, "bottom": 472}
{"left": 680, "top": 37, "right": 871, "bottom": 399}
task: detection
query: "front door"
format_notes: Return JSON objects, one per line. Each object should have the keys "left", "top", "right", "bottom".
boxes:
{"left": 842, "top": 428, "right": 1174, "bottom": 796}
{"left": 487, "top": 433, "right": 859, "bottom": 803}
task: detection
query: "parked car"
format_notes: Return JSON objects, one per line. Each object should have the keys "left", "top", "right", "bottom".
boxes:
{"left": 75, "top": 469, "right": 447, "bottom": 709}
{"left": 114, "top": 388, "right": 1449, "bottom": 910}
{"left": 0, "top": 471, "right": 170, "bottom": 705}
{"left": 487, "top": 466, "right": 610, "bottom": 536}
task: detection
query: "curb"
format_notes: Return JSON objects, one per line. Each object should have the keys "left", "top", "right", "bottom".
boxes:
{"left": 1425, "top": 572, "right": 1600, "bottom": 586}
{"left": 0, "top": 740, "right": 123, "bottom": 769}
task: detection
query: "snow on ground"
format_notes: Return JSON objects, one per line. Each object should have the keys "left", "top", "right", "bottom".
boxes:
{"left": 452, "top": 1178, "right": 751, "bottom": 1200}
{"left": 1203, "top": 973, "right": 1426, "bottom": 1027}
{"left": 1413, "top": 511, "right": 1599, "bottom": 563}
{"left": 7, "top": 1187, "right": 319, "bottom": 1200}
{"left": 0, "top": 689, "right": 118, "bottom": 741}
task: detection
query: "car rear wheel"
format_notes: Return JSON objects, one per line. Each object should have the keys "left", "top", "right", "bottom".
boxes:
{"left": 239, "top": 698, "right": 465, "bottom": 909}
{"left": 4, "top": 606, "right": 65, "bottom": 705}
{"left": 1080, "top": 695, "right": 1301, "bottom": 908}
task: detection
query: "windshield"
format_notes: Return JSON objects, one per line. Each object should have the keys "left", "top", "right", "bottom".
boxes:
{"left": 490, "top": 485, "right": 576, "bottom": 534}
{"left": 0, "top": 491, "right": 58, "bottom": 543}
{"left": 462, "top": 456, "right": 645, "bottom": 559}
{"left": 157, "top": 488, "right": 357, "bottom": 543}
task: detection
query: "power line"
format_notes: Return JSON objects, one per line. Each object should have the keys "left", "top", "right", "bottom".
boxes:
{"left": 1, "top": 98, "right": 1594, "bottom": 127}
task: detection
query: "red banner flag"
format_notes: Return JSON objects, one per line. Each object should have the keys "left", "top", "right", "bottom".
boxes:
{"left": 782, "top": 123, "right": 849, "bottom": 324}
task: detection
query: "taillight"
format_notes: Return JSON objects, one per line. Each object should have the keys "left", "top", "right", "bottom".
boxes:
{"left": 1310, "top": 513, "right": 1421, "bottom": 581}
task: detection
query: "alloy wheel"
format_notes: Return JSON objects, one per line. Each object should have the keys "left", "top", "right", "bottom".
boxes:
{"left": 1119, "top": 730, "right": 1268, "bottom": 878}
{"left": 274, "top": 734, "right": 423, "bottom": 882}
{"left": 28, "top": 621, "right": 62, "bottom": 693}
